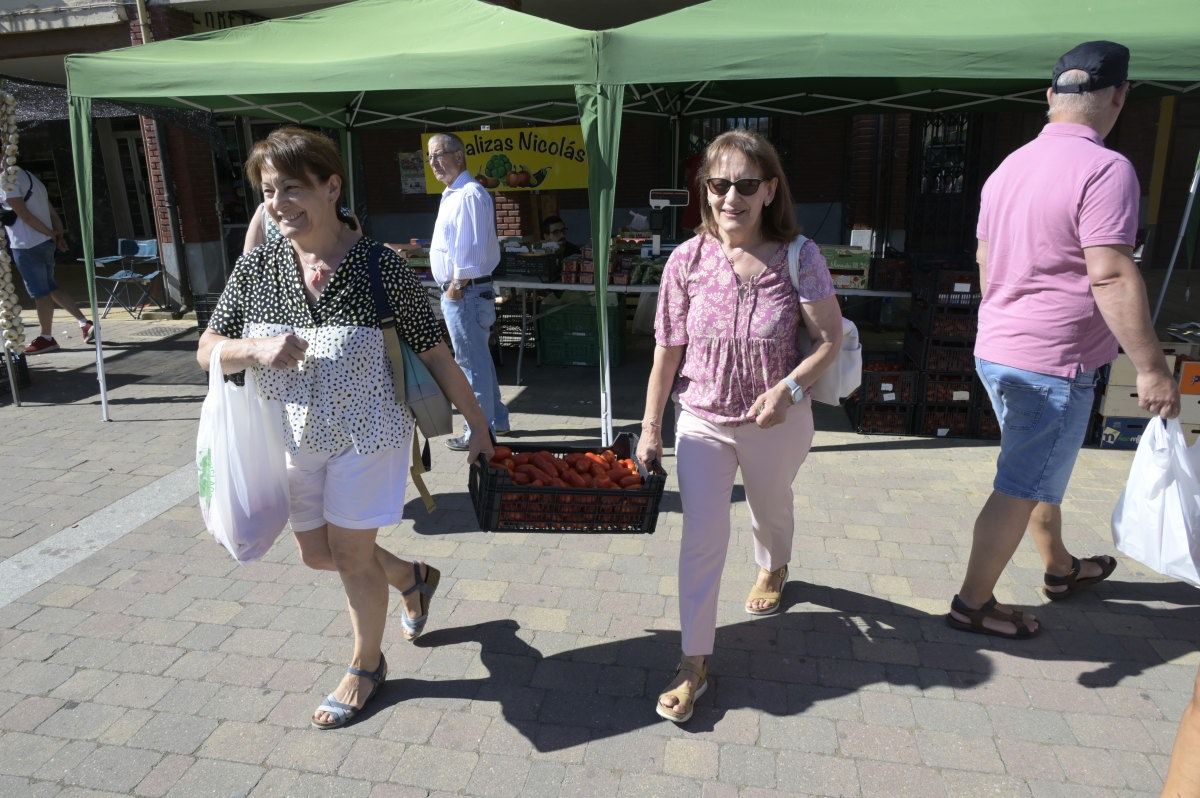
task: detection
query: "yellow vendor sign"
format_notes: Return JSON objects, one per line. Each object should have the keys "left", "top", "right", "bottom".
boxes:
{"left": 420, "top": 124, "right": 588, "bottom": 194}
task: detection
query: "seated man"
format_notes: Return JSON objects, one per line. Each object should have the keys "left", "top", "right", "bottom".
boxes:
{"left": 540, "top": 215, "right": 581, "bottom": 258}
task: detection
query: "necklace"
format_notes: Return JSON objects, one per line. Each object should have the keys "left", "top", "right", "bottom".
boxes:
{"left": 302, "top": 261, "right": 334, "bottom": 291}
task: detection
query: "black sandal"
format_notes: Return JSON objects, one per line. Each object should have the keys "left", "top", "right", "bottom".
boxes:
{"left": 1043, "top": 555, "right": 1117, "bottom": 601}
{"left": 946, "top": 595, "right": 1039, "bottom": 639}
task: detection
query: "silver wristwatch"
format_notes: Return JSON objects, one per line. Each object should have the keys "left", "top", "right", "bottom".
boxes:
{"left": 782, "top": 377, "right": 805, "bottom": 404}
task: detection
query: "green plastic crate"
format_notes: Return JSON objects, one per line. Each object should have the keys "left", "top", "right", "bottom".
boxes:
{"left": 536, "top": 298, "right": 623, "bottom": 367}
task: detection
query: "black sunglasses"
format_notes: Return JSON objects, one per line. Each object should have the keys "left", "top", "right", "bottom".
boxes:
{"left": 705, "top": 177, "right": 766, "bottom": 197}
{"left": 548, "top": 226, "right": 566, "bottom": 234}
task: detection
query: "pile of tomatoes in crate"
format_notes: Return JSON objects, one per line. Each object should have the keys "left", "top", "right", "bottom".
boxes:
{"left": 488, "top": 446, "right": 646, "bottom": 489}
{"left": 482, "top": 445, "right": 656, "bottom": 531}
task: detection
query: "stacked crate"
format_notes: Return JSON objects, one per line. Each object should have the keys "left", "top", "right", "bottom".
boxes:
{"left": 844, "top": 352, "right": 919, "bottom": 434}
{"left": 904, "top": 267, "right": 983, "bottom": 438}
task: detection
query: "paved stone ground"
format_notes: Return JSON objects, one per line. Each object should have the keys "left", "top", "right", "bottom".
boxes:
{"left": 1, "top": 310, "right": 1197, "bottom": 797}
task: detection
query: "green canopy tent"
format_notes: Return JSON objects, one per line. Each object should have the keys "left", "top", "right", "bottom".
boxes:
{"left": 601, "top": 0, "right": 1200, "bottom": 115}
{"left": 65, "top": 0, "right": 1200, "bottom": 434}
{"left": 65, "top": 0, "right": 630, "bottom": 436}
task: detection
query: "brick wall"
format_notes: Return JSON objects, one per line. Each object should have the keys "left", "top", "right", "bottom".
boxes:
{"left": 131, "top": 7, "right": 221, "bottom": 249}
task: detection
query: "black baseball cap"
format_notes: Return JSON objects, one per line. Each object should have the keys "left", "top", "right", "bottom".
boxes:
{"left": 1051, "top": 41, "right": 1130, "bottom": 93}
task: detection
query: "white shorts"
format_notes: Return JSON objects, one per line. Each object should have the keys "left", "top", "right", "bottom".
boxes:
{"left": 286, "top": 443, "right": 410, "bottom": 532}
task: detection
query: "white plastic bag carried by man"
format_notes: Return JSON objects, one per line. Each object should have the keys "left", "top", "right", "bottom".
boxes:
{"left": 195, "top": 342, "right": 290, "bottom": 562}
{"left": 1111, "top": 417, "right": 1200, "bottom": 587}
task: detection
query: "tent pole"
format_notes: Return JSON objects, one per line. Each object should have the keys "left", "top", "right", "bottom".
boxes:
{"left": 340, "top": 128, "right": 356, "bottom": 211}
{"left": 68, "top": 95, "right": 109, "bottom": 421}
{"left": 3, "top": 338, "right": 19, "bottom": 406}
{"left": 1152, "top": 151, "right": 1200, "bottom": 325}
{"left": 576, "top": 82, "right": 624, "bottom": 446}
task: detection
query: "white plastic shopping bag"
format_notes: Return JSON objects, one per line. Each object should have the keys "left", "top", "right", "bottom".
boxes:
{"left": 195, "top": 342, "right": 290, "bottom": 562}
{"left": 1111, "top": 417, "right": 1200, "bottom": 587}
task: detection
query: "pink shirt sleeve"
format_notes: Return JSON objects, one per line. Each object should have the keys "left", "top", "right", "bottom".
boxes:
{"left": 796, "top": 240, "right": 835, "bottom": 302}
{"left": 1078, "top": 159, "right": 1139, "bottom": 248}
{"left": 654, "top": 243, "right": 694, "bottom": 347}
{"left": 976, "top": 179, "right": 992, "bottom": 242}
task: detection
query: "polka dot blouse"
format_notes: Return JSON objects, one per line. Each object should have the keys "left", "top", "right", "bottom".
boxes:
{"left": 208, "top": 236, "right": 443, "bottom": 455}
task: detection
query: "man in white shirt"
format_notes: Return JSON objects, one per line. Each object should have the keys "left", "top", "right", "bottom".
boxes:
{"left": 1, "top": 168, "right": 93, "bottom": 354}
{"left": 427, "top": 133, "right": 509, "bottom": 450}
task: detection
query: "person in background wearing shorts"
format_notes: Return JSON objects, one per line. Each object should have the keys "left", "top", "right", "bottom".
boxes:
{"left": 947, "top": 41, "right": 1180, "bottom": 640}
{"left": 1, "top": 167, "right": 93, "bottom": 354}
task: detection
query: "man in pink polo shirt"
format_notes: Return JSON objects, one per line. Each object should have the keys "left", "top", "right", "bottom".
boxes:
{"left": 947, "top": 41, "right": 1180, "bottom": 640}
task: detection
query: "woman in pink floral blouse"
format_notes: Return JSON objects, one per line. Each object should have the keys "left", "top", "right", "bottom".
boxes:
{"left": 638, "top": 129, "right": 843, "bottom": 723}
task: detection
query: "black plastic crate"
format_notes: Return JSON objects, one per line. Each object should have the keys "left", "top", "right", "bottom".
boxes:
{"left": 468, "top": 432, "right": 666, "bottom": 534}
{"left": 916, "top": 402, "right": 974, "bottom": 438}
{"left": 193, "top": 293, "right": 222, "bottom": 329}
{"left": 858, "top": 352, "right": 917, "bottom": 403}
{"left": 920, "top": 372, "right": 977, "bottom": 404}
{"left": 972, "top": 399, "right": 1001, "bottom": 440}
{"left": 912, "top": 268, "right": 981, "bottom": 308}
{"left": 495, "top": 251, "right": 562, "bottom": 282}
{"left": 910, "top": 299, "right": 977, "bottom": 340}
{"left": 0, "top": 350, "right": 31, "bottom": 397}
{"left": 904, "top": 327, "right": 975, "bottom": 372}
{"left": 845, "top": 397, "right": 914, "bottom": 435}
{"left": 869, "top": 257, "right": 913, "bottom": 291}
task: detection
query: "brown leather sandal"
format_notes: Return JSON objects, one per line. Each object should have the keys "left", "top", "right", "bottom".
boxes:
{"left": 656, "top": 659, "right": 708, "bottom": 723}
{"left": 946, "top": 595, "right": 1039, "bottom": 639}
{"left": 745, "top": 565, "right": 788, "bottom": 616}
{"left": 1043, "top": 555, "right": 1117, "bottom": 601}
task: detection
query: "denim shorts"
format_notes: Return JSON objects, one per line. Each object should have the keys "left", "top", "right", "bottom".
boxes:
{"left": 11, "top": 239, "right": 58, "bottom": 299}
{"left": 975, "top": 357, "right": 1098, "bottom": 505}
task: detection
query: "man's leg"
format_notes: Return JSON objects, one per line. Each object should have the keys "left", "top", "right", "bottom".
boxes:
{"left": 953, "top": 491, "right": 1039, "bottom": 635}
{"left": 441, "top": 286, "right": 498, "bottom": 438}
{"left": 34, "top": 295, "right": 55, "bottom": 337}
{"left": 48, "top": 287, "right": 88, "bottom": 324}
{"left": 1027, "top": 502, "right": 1105, "bottom": 590}
{"left": 1162, "top": 666, "right": 1200, "bottom": 797}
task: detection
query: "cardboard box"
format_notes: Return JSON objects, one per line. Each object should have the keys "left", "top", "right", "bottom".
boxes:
{"left": 1108, "top": 342, "right": 1197, "bottom": 385}
{"left": 1180, "top": 360, "right": 1200, "bottom": 395}
{"left": 1101, "top": 388, "right": 1200, "bottom": 423}
{"left": 1183, "top": 422, "right": 1200, "bottom": 448}
{"left": 1100, "top": 386, "right": 1149, "bottom": 419}
{"left": 831, "top": 270, "right": 869, "bottom": 289}
{"left": 1098, "top": 416, "right": 1150, "bottom": 449}
{"left": 820, "top": 246, "right": 872, "bottom": 271}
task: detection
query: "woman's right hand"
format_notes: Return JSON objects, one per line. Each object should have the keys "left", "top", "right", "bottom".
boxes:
{"left": 637, "top": 426, "right": 663, "bottom": 468}
{"left": 254, "top": 333, "right": 308, "bottom": 370}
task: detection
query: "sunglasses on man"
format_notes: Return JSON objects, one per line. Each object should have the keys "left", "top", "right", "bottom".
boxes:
{"left": 705, "top": 177, "right": 766, "bottom": 197}
{"left": 547, "top": 226, "right": 567, "bottom": 235}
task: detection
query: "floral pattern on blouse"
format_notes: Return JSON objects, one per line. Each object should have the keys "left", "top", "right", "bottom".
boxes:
{"left": 655, "top": 234, "right": 834, "bottom": 425}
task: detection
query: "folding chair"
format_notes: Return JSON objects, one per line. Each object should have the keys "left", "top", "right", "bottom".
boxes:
{"left": 94, "top": 238, "right": 166, "bottom": 319}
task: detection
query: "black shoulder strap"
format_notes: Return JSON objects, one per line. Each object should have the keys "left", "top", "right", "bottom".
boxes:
{"left": 364, "top": 242, "right": 394, "bottom": 329}
{"left": 364, "top": 241, "right": 434, "bottom": 473}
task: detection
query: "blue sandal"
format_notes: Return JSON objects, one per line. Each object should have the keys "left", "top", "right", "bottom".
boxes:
{"left": 400, "top": 561, "right": 441, "bottom": 641}
{"left": 311, "top": 654, "right": 387, "bottom": 730}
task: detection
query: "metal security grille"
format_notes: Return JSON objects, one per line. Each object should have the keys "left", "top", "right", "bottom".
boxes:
{"left": 688, "top": 116, "right": 774, "bottom": 148}
{"left": 907, "top": 113, "right": 981, "bottom": 259}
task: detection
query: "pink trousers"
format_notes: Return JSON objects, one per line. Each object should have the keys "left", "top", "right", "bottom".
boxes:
{"left": 675, "top": 402, "right": 815, "bottom": 656}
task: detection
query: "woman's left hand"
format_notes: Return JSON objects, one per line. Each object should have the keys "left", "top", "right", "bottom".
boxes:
{"left": 467, "top": 434, "right": 494, "bottom": 465}
{"left": 750, "top": 385, "right": 792, "bottom": 429}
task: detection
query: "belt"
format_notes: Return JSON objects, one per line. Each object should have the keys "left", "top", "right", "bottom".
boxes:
{"left": 440, "top": 276, "right": 492, "bottom": 291}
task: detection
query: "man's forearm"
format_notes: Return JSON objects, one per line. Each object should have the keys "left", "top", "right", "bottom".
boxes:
{"left": 1092, "top": 275, "right": 1171, "bottom": 376}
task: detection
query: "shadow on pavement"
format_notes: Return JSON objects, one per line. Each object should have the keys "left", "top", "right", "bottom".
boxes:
{"left": 358, "top": 577, "right": 1194, "bottom": 751}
